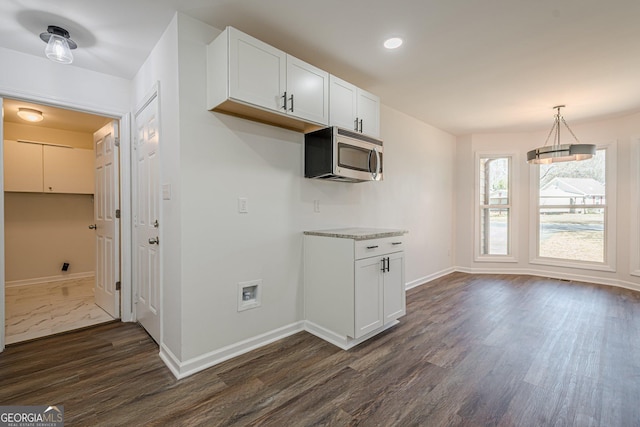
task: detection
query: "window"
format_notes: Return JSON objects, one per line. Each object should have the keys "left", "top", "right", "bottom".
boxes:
{"left": 631, "top": 138, "right": 640, "bottom": 277}
{"left": 533, "top": 146, "right": 615, "bottom": 269}
{"left": 477, "top": 155, "right": 513, "bottom": 260}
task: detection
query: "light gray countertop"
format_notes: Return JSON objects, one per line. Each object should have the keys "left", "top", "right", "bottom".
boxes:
{"left": 303, "top": 227, "right": 408, "bottom": 241}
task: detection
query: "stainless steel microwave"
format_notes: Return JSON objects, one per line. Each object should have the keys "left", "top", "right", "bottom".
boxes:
{"left": 304, "top": 127, "right": 383, "bottom": 183}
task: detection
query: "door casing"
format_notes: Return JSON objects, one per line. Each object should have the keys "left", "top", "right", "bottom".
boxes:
{"left": 0, "top": 91, "right": 134, "bottom": 351}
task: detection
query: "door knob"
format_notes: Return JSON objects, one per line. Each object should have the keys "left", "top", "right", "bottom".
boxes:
{"left": 88, "top": 224, "right": 97, "bottom": 229}
{"left": 148, "top": 237, "right": 159, "bottom": 245}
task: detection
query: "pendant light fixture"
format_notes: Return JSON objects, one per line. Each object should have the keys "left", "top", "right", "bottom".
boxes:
{"left": 527, "top": 105, "right": 596, "bottom": 164}
{"left": 39, "top": 26, "right": 77, "bottom": 64}
{"left": 17, "top": 108, "right": 44, "bottom": 122}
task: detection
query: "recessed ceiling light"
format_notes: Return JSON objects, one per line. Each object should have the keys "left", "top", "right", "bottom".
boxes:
{"left": 383, "top": 37, "right": 403, "bottom": 49}
{"left": 17, "top": 108, "right": 44, "bottom": 122}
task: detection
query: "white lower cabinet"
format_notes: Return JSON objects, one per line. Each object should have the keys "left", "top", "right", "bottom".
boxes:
{"left": 304, "top": 233, "right": 406, "bottom": 349}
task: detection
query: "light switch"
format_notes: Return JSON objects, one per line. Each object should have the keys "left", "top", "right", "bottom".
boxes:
{"left": 314, "top": 200, "right": 320, "bottom": 213}
{"left": 162, "top": 184, "right": 171, "bottom": 200}
{"left": 238, "top": 197, "right": 248, "bottom": 213}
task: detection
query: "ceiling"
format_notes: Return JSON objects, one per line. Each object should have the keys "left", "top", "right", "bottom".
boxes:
{"left": 3, "top": 98, "right": 111, "bottom": 133}
{"left": 1, "top": 0, "right": 639, "bottom": 135}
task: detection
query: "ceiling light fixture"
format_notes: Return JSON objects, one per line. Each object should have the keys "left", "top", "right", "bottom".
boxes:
{"left": 383, "top": 37, "right": 403, "bottom": 49}
{"left": 527, "top": 105, "right": 596, "bottom": 165}
{"left": 39, "top": 25, "right": 77, "bottom": 64}
{"left": 17, "top": 108, "right": 44, "bottom": 123}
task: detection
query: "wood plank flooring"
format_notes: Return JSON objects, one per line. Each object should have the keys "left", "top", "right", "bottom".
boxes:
{"left": 1, "top": 272, "right": 640, "bottom": 426}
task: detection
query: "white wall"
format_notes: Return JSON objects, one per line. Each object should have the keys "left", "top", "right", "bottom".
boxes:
{"left": 4, "top": 193, "right": 94, "bottom": 282}
{"left": 0, "top": 46, "right": 130, "bottom": 116}
{"left": 174, "top": 14, "right": 456, "bottom": 362}
{"left": 4, "top": 123, "right": 94, "bottom": 150}
{"left": 455, "top": 112, "right": 640, "bottom": 290}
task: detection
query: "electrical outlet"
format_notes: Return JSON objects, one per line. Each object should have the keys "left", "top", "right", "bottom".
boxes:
{"left": 238, "top": 197, "right": 248, "bottom": 213}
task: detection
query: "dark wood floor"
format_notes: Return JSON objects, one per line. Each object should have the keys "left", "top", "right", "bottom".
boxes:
{"left": 2, "top": 273, "right": 640, "bottom": 426}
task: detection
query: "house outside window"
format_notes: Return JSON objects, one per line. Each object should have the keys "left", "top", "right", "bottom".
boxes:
{"left": 531, "top": 145, "right": 616, "bottom": 271}
{"left": 476, "top": 154, "right": 515, "bottom": 261}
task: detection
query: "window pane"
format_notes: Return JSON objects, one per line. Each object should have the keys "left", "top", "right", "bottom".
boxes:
{"left": 480, "top": 208, "right": 509, "bottom": 255}
{"left": 540, "top": 150, "right": 606, "bottom": 206}
{"left": 480, "top": 158, "right": 509, "bottom": 205}
{"left": 539, "top": 208, "right": 604, "bottom": 263}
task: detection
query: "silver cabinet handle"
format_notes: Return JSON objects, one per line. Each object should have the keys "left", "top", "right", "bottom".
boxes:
{"left": 391, "top": 242, "right": 402, "bottom": 245}
{"left": 289, "top": 93, "right": 294, "bottom": 112}
{"left": 88, "top": 224, "right": 97, "bottom": 230}
{"left": 366, "top": 245, "right": 379, "bottom": 249}
{"left": 148, "top": 237, "right": 159, "bottom": 245}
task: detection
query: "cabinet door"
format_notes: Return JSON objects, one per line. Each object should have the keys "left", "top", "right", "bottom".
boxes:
{"left": 354, "top": 256, "right": 384, "bottom": 338}
{"left": 43, "top": 146, "right": 94, "bottom": 194}
{"left": 329, "top": 75, "right": 358, "bottom": 131}
{"left": 383, "top": 251, "right": 406, "bottom": 323}
{"left": 3, "top": 140, "right": 43, "bottom": 192}
{"left": 357, "top": 88, "right": 381, "bottom": 138}
{"left": 228, "top": 27, "right": 286, "bottom": 112}
{"left": 286, "top": 56, "right": 329, "bottom": 125}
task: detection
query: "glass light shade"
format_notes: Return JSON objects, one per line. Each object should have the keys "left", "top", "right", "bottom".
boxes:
{"left": 384, "top": 37, "right": 403, "bottom": 49}
{"left": 17, "top": 108, "right": 44, "bottom": 122}
{"left": 45, "top": 34, "right": 73, "bottom": 64}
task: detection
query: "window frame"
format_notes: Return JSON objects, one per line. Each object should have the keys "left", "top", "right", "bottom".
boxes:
{"left": 630, "top": 137, "right": 640, "bottom": 277}
{"left": 474, "top": 152, "right": 518, "bottom": 263}
{"left": 529, "top": 142, "right": 616, "bottom": 272}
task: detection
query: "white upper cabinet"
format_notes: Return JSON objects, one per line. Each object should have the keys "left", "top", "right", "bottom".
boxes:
{"left": 208, "top": 26, "right": 329, "bottom": 130}
{"left": 329, "top": 75, "right": 380, "bottom": 138}
{"left": 43, "top": 145, "right": 94, "bottom": 194}
{"left": 3, "top": 140, "right": 43, "bottom": 192}
{"left": 3, "top": 140, "right": 94, "bottom": 194}
{"left": 286, "top": 56, "right": 329, "bottom": 125}
{"left": 228, "top": 27, "right": 286, "bottom": 112}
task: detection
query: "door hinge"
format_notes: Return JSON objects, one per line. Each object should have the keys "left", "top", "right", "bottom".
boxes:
{"left": 115, "top": 209, "right": 121, "bottom": 219}
{"left": 115, "top": 137, "right": 120, "bottom": 147}
{"left": 115, "top": 281, "right": 121, "bottom": 291}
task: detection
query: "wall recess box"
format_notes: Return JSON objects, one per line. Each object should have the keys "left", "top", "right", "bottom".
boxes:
{"left": 238, "top": 279, "right": 262, "bottom": 312}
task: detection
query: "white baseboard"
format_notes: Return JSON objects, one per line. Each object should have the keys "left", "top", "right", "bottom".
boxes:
{"left": 454, "top": 265, "right": 640, "bottom": 293}
{"left": 405, "top": 267, "right": 456, "bottom": 290}
{"left": 5, "top": 271, "right": 95, "bottom": 288}
{"left": 159, "top": 321, "right": 305, "bottom": 380}
{"left": 304, "top": 320, "right": 399, "bottom": 350}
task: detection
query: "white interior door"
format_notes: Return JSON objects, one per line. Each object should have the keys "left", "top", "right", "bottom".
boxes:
{"left": 1, "top": 97, "right": 5, "bottom": 351}
{"left": 134, "top": 92, "right": 160, "bottom": 343}
{"left": 93, "top": 121, "right": 120, "bottom": 318}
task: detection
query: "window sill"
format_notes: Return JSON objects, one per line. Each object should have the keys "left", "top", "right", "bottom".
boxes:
{"left": 530, "top": 257, "right": 615, "bottom": 273}
{"left": 474, "top": 256, "right": 518, "bottom": 263}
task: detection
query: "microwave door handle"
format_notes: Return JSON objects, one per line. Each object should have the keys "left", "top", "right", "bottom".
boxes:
{"left": 371, "top": 148, "right": 380, "bottom": 180}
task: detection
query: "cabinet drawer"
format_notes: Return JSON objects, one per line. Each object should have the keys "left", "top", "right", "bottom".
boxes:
{"left": 355, "top": 236, "right": 405, "bottom": 260}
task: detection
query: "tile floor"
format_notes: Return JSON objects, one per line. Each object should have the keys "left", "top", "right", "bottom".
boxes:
{"left": 5, "top": 277, "right": 114, "bottom": 344}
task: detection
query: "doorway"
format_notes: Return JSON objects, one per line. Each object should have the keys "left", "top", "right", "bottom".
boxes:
{"left": 3, "top": 98, "right": 119, "bottom": 344}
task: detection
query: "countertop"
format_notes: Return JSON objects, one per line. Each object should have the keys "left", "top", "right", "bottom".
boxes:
{"left": 303, "top": 227, "right": 408, "bottom": 241}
